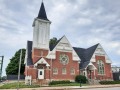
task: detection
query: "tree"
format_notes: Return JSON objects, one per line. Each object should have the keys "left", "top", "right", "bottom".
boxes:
{"left": 75, "top": 75, "right": 88, "bottom": 83}
{"left": 6, "top": 49, "right": 26, "bottom": 75}
{"left": 49, "top": 37, "right": 57, "bottom": 46}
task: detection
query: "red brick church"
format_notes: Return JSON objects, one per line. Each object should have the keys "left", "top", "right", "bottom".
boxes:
{"left": 24, "top": 2, "right": 113, "bottom": 83}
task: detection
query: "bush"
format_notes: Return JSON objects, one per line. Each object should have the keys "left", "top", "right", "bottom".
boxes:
{"left": 49, "top": 80, "right": 71, "bottom": 85}
{"left": 75, "top": 75, "right": 87, "bottom": 83}
{"left": 99, "top": 81, "right": 120, "bottom": 85}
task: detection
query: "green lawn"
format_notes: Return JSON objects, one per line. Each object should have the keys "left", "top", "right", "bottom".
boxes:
{"left": 49, "top": 82, "right": 88, "bottom": 87}
{"left": 0, "top": 82, "right": 88, "bottom": 89}
{"left": 0, "top": 82, "right": 40, "bottom": 89}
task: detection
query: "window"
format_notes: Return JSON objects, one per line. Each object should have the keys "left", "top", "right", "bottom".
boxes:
{"left": 53, "top": 68, "right": 58, "bottom": 75}
{"left": 40, "top": 71, "right": 42, "bottom": 75}
{"left": 62, "top": 68, "right": 66, "bottom": 74}
{"left": 97, "top": 60, "right": 105, "bottom": 75}
{"left": 70, "top": 68, "right": 75, "bottom": 75}
{"left": 59, "top": 54, "right": 69, "bottom": 65}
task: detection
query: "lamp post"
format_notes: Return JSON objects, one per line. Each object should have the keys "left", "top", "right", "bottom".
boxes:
{"left": 78, "top": 60, "right": 82, "bottom": 87}
{"left": 0, "top": 56, "right": 4, "bottom": 82}
{"left": 78, "top": 60, "right": 80, "bottom": 75}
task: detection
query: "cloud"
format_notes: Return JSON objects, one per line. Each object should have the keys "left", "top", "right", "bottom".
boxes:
{"left": 0, "top": 0, "right": 120, "bottom": 76}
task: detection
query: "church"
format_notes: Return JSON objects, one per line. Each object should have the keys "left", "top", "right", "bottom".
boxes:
{"left": 24, "top": 2, "right": 113, "bottom": 84}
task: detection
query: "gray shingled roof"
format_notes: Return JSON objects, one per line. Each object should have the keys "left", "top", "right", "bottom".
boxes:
{"left": 73, "top": 43, "right": 99, "bottom": 69}
{"left": 26, "top": 41, "right": 33, "bottom": 66}
{"left": 37, "top": 2, "right": 49, "bottom": 21}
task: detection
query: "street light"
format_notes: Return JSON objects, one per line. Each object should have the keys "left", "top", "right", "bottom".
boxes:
{"left": 0, "top": 56, "right": 4, "bottom": 81}
{"left": 78, "top": 60, "right": 80, "bottom": 75}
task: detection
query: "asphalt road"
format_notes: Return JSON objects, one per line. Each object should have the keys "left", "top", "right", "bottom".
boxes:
{"left": 72, "top": 87, "right": 120, "bottom": 90}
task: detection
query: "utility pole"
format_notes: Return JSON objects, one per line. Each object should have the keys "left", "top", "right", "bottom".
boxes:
{"left": 17, "top": 49, "right": 22, "bottom": 90}
{"left": 0, "top": 56, "right": 4, "bottom": 81}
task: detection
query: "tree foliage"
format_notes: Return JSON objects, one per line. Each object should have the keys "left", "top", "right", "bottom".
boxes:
{"left": 6, "top": 49, "right": 26, "bottom": 75}
{"left": 75, "top": 75, "right": 88, "bottom": 83}
{"left": 49, "top": 37, "right": 57, "bottom": 46}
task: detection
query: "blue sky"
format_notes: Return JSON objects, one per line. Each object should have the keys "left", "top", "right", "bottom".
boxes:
{"left": 0, "top": 0, "right": 120, "bottom": 76}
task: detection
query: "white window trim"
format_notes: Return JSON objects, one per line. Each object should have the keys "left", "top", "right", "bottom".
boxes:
{"left": 70, "top": 68, "right": 75, "bottom": 75}
{"left": 62, "top": 68, "right": 66, "bottom": 75}
{"left": 53, "top": 68, "right": 58, "bottom": 75}
{"left": 97, "top": 60, "right": 105, "bottom": 75}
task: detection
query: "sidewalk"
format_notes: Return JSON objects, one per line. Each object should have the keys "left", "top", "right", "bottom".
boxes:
{"left": 1, "top": 84, "right": 120, "bottom": 90}
{"left": 20, "top": 84, "right": 120, "bottom": 90}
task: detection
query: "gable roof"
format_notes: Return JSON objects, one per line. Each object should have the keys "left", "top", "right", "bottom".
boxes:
{"left": 73, "top": 43, "right": 99, "bottom": 69}
{"left": 37, "top": 2, "right": 49, "bottom": 21}
{"left": 26, "top": 41, "right": 33, "bottom": 66}
{"left": 84, "top": 43, "right": 99, "bottom": 62}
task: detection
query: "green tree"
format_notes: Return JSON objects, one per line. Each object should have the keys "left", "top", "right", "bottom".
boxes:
{"left": 6, "top": 49, "right": 26, "bottom": 75}
{"left": 75, "top": 75, "right": 88, "bottom": 83}
{"left": 49, "top": 37, "right": 57, "bottom": 46}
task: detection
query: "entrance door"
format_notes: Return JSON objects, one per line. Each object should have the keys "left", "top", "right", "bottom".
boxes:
{"left": 38, "top": 69, "right": 44, "bottom": 79}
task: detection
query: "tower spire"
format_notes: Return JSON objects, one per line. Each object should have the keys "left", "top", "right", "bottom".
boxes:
{"left": 37, "top": 1, "right": 49, "bottom": 21}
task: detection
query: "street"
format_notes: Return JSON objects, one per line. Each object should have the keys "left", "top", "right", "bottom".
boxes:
{"left": 72, "top": 87, "right": 120, "bottom": 90}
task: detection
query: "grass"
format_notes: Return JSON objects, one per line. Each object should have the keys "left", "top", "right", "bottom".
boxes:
{"left": 0, "top": 82, "right": 40, "bottom": 89}
{"left": 49, "top": 82, "right": 88, "bottom": 87}
{"left": 0, "top": 82, "right": 88, "bottom": 89}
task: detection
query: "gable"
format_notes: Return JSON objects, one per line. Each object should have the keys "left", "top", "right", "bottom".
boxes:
{"left": 47, "top": 36, "right": 81, "bottom": 61}
{"left": 55, "top": 36, "right": 73, "bottom": 52}
{"left": 34, "top": 57, "right": 50, "bottom": 67}
{"left": 90, "top": 44, "right": 112, "bottom": 63}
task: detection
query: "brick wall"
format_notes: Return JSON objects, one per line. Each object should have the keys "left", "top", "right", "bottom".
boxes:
{"left": 32, "top": 48, "right": 48, "bottom": 64}
{"left": 92, "top": 55, "right": 113, "bottom": 80}
{"left": 46, "top": 51, "right": 79, "bottom": 81}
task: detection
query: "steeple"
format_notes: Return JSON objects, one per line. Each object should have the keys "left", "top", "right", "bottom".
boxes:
{"left": 32, "top": 1, "right": 51, "bottom": 50}
{"left": 37, "top": 1, "right": 49, "bottom": 21}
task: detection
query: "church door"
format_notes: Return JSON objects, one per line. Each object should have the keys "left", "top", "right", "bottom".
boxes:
{"left": 38, "top": 69, "right": 44, "bottom": 79}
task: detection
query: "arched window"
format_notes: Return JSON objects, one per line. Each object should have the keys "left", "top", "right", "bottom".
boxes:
{"left": 97, "top": 60, "right": 105, "bottom": 75}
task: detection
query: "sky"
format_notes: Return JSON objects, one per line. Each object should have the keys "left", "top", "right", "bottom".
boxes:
{"left": 0, "top": 0, "right": 120, "bottom": 76}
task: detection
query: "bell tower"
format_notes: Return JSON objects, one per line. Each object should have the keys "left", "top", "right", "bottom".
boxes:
{"left": 33, "top": 2, "right": 51, "bottom": 50}
{"left": 32, "top": 2, "right": 51, "bottom": 63}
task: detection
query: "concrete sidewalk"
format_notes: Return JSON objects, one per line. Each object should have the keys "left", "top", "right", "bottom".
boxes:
{"left": 21, "top": 84, "right": 120, "bottom": 90}
{"left": 1, "top": 84, "right": 120, "bottom": 90}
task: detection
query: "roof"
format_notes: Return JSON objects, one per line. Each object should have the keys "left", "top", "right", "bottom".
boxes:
{"left": 37, "top": 2, "right": 49, "bottom": 21}
{"left": 26, "top": 38, "right": 99, "bottom": 69}
{"left": 26, "top": 41, "right": 33, "bottom": 66}
{"left": 73, "top": 43, "right": 99, "bottom": 69}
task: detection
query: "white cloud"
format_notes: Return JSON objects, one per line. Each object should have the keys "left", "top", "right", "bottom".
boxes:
{"left": 0, "top": 0, "right": 120, "bottom": 76}
{"left": 77, "top": 18, "right": 92, "bottom": 26}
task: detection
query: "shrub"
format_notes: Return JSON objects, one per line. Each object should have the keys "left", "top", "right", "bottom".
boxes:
{"left": 49, "top": 80, "right": 71, "bottom": 85}
{"left": 75, "top": 75, "right": 87, "bottom": 83}
{"left": 99, "top": 81, "right": 120, "bottom": 85}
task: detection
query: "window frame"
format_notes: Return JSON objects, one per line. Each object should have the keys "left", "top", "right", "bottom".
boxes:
{"left": 53, "top": 68, "right": 58, "bottom": 75}
{"left": 70, "top": 68, "right": 75, "bottom": 75}
{"left": 62, "top": 67, "right": 66, "bottom": 75}
{"left": 97, "top": 60, "right": 105, "bottom": 75}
